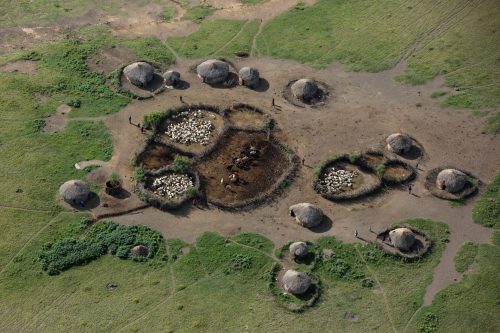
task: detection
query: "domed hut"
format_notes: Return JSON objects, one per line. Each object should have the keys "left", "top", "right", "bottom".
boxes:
{"left": 238, "top": 67, "right": 260, "bottom": 88}
{"left": 59, "top": 180, "right": 90, "bottom": 205}
{"left": 386, "top": 133, "right": 413, "bottom": 154}
{"left": 289, "top": 242, "right": 309, "bottom": 260}
{"left": 436, "top": 169, "right": 467, "bottom": 193}
{"left": 282, "top": 269, "right": 311, "bottom": 295}
{"left": 389, "top": 227, "right": 416, "bottom": 251}
{"left": 289, "top": 203, "right": 323, "bottom": 228}
{"left": 197, "top": 59, "right": 229, "bottom": 84}
{"left": 123, "top": 62, "right": 154, "bottom": 87}
{"left": 131, "top": 245, "right": 149, "bottom": 257}
{"left": 291, "top": 78, "right": 318, "bottom": 102}
{"left": 163, "top": 70, "right": 180, "bottom": 87}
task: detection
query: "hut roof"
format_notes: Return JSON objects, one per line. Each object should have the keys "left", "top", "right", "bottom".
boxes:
{"left": 436, "top": 169, "right": 467, "bottom": 193}
{"left": 163, "top": 70, "right": 180, "bottom": 86}
{"left": 386, "top": 133, "right": 413, "bottom": 154}
{"left": 291, "top": 78, "right": 318, "bottom": 101}
{"left": 290, "top": 203, "right": 323, "bottom": 228}
{"left": 389, "top": 227, "right": 416, "bottom": 251}
{"left": 289, "top": 241, "right": 309, "bottom": 259}
{"left": 59, "top": 180, "right": 90, "bottom": 204}
{"left": 123, "top": 62, "right": 154, "bottom": 87}
{"left": 239, "top": 67, "right": 259, "bottom": 81}
{"left": 282, "top": 269, "right": 311, "bottom": 295}
{"left": 197, "top": 59, "right": 229, "bottom": 83}
{"left": 131, "top": 245, "right": 149, "bottom": 257}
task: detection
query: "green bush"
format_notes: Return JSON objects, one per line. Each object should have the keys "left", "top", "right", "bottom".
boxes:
{"left": 133, "top": 166, "right": 145, "bottom": 182}
{"left": 472, "top": 174, "right": 500, "bottom": 228}
{"left": 431, "top": 91, "right": 448, "bottom": 98}
{"left": 171, "top": 155, "right": 191, "bottom": 174}
{"left": 144, "top": 111, "right": 165, "bottom": 129}
{"left": 375, "top": 164, "right": 385, "bottom": 178}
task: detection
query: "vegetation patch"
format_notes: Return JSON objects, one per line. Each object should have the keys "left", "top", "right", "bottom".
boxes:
{"left": 472, "top": 173, "right": 499, "bottom": 228}
{"left": 454, "top": 241, "right": 478, "bottom": 273}
{"left": 181, "top": 4, "right": 215, "bottom": 23}
{"left": 38, "top": 220, "right": 166, "bottom": 275}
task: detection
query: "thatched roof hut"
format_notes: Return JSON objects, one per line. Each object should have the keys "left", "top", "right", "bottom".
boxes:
{"left": 59, "top": 180, "right": 90, "bottom": 205}
{"left": 389, "top": 227, "right": 415, "bottom": 251}
{"left": 197, "top": 59, "right": 229, "bottom": 84}
{"left": 163, "top": 70, "right": 180, "bottom": 86}
{"left": 291, "top": 78, "right": 318, "bottom": 102}
{"left": 290, "top": 203, "right": 323, "bottom": 228}
{"left": 123, "top": 62, "right": 154, "bottom": 87}
{"left": 436, "top": 169, "right": 467, "bottom": 193}
{"left": 131, "top": 245, "right": 149, "bottom": 257}
{"left": 289, "top": 241, "right": 308, "bottom": 259}
{"left": 238, "top": 67, "right": 259, "bottom": 88}
{"left": 386, "top": 133, "right": 412, "bottom": 154}
{"left": 282, "top": 269, "right": 311, "bottom": 295}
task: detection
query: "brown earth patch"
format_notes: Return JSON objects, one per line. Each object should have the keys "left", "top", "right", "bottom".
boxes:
{"left": 43, "top": 104, "right": 71, "bottom": 133}
{"left": 137, "top": 142, "right": 181, "bottom": 170}
{"left": 0, "top": 60, "right": 37, "bottom": 74}
{"left": 227, "top": 106, "right": 266, "bottom": 129}
{"left": 195, "top": 130, "right": 290, "bottom": 205}
{"left": 86, "top": 46, "right": 138, "bottom": 74}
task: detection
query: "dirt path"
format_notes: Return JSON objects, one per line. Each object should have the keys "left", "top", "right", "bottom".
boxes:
{"left": 210, "top": 20, "right": 250, "bottom": 56}
{"left": 74, "top": 159, "right": 107, "bottom": 170}
{"left": 95, "top": 55, "right": 499, "bottom": 307}
{"left": 251, "top": 19, "right": 265, "bottom": 56}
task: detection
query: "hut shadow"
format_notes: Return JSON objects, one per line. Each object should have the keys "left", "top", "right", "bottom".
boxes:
{"left": 173, "top": 80, "right": 190, "bottom": 90}
{"left": 72, "top": 192, "right": 100, "bottom": 211}
{"left": 294, "top": 252, "right": 316, "bottom": 266}
{"left": 398, "top": 145, "right": 422, "bottom": 160}
{"left": 111, "top": 188, "right": 132, "bottom": 200}
{"left": 253, "top": 78, "right": 270, "bottom": 92}
{"left": 143, "top": 74, "right": 165, "bottom": 92}
{"left": 309, "top": 215, "right": 333, "bottom": 233}
{"left": 208, "top": 72, "right": 238, "bottom": 89}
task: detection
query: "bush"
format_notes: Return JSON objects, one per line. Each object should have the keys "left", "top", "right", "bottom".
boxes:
{"left": 171, "top": 155, "right": 191, "bottom": 174}
{"left": 107, "top": 172, "right": 120, "bottom": 185}
{"left": 67, "top": 99, "right": 82, "bottom": 108}
{"left": 375, "top": 164, "right": 385, "bottom": 178}
{"left": 133, "top": 166, "right": 145, "bottom": 182}
{"left": 144, "top": 111, "right": 165, "bottom": 129}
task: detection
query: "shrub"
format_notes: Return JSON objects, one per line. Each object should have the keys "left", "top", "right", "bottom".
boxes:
{"left": 144, "top": 111, "right": 165, "bottom": 129}
{"left": 132, "top": 166, "right": 146, "bottom": 182}
{"left": 67, "top": 99, "right": 82, "bottom": 108}
{"left": 107, "top": 172, "right": 120, "bottom": 185}
{"left": 431, "top": 91, "right": 447, "bottom": 98}
{"left": 349, "top": 152, "right": 360, "bottom": 164}
{"left": 419, "top": 312, "right": 439, "bottom": 333}
{"left": 375, "top": 164, "right": 385, "bottom": 178}
{"left": 171, "top": 155, "right": 191, "bottom": 174}
{"left": 361, "top": 277, "right": 374, "bottom": 288}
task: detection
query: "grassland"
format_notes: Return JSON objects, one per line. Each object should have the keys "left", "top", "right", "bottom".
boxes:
{"left": 168, "top": 19, "right": 259, "bottom": 58}
{"left": 453, "top": 241, "right": 478, "bottom": 273}
{"left": 472, "top": 173, "right": 500, "bottom": 228}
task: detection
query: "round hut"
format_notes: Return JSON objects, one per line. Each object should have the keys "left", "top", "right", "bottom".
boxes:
{"left": 389, "top": 227, "right": 416, "bottom": 251}
{"left": 131, "top": 245, "right": 149, "bottom": 257}
{"left": 123, "top": 62, "right": 154, "bottom": 87}
{"left": 59, "top": 180, "right": 91, "bottom": 205}
{"left": 290, "top": 203, "right": 324, "bottom": 228}
{"left": 289, "top": 242, "right": 309, "bottom": 260}
{"left": 436, "top": 169, "right": 467, "bottom": 193}
{"left": 291, "top": 78, "right": 318, "bottom": 102}
{"left": 238, "top": 67, "right": 260, "bottom": 88}
{"left": 197, "top": 59, "right": 229, "bottom": 84}
{"left": 163, "top": 70, "right": 181, "bottom": 87}
{"left": 386, "top": 133, "right": 413, "bottom": 154}
{"left": 282, "top": 269, "right": 311, "bottom": 295}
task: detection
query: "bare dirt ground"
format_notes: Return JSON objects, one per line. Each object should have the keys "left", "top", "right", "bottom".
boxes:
{"left": 43, "top": 104, "right": 71, "bottom": 133}
{"left": 97, "top": 55, "right": 499, "bottom": 305}
{"left": 0, "top": 60, "right": 37, "bottom": 74}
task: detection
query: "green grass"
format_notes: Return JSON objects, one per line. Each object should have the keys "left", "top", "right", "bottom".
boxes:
{"left": 472, "top": 173, "right": 500, "bottom": 228}
{"left": 240, "top": 0, "right": 268, "bottom": 4}
{"left": 169, "top": 20, "right": 259, "bottom": 58}
{"left": 453, "top": 242, "right": 478, "bottom": 273}
{"left": 160, "top": 6, "right": 176, "bottom": 22}
{"left": 231, "top": 232, "right": 274, "bottom": 254}
{"left": 431, "top": 91, "right": 448, "bottom": 98}
{"left": 408, "top": 241, "right": 500, "bottom": 333}
{"left": 181, "top": 4, "right": 215, "bottom": 23}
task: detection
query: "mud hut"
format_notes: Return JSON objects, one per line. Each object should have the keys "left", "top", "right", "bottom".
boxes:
{"left": 282, "top": 269, "right": 311, "bottom": 295}
{"left": 238, "top": 67, "right": 260, "bottom": 88}
{"left": 291, "top": 78, "right": 318, "bottom": 102}
{"left": 389, "top": 228, "right": 416, "bottom": 251}
{"left": 163, "top": 70, "right": 180, "bottom": 86}
{"left": 123, "top": 62, "right": 154, "bottom": 87}
{"left": 131, "top": 245, "right": 149, "bottom": 257}
{"left": 436, "top": 169, "right": 467, "bottom": 193}
{"left": 196, "top": 59, "right": 229, "bottom": 84}
{"left": 290, "top": 203, "right": 323, "bottom": 228}
{"left": 289, "top": 242, "right": 309, "bottom": 259}
{"left": 59, "top": 180, "right": 90, "bottom": 205}
{"left": 386, "top": 133, "right": 412, "bottom": 154}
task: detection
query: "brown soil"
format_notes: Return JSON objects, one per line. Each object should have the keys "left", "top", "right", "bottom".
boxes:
{"left": 361, "top": 152, "right": 384, "bottom": 169}
{"left": 195, "top": 130, "right": 290, "bottom": 204}
{"left": 384, "top": 164, "right": 412, "bottom": 181}
{"left": 43, "top": 104, "right": 71, "bottom": 133}
{"left": 97, "top": 55, "right": 499, "bottom": 306}
{"left": 86, "top": 46, "right": 138, "bottom": 74}
{"left": 227, "top": 107, "right": 266, "bottom": 129}
{"left": 137, "top": 143, "right": 179, "bottom": 170}
{"left": 157, "top": 109, "right": 225, "bottom": 154}
{"left": 0, "top": 60, "right": 37, "bottom": 74}
{"left": 120, "top": 72, "right": 165, "bottom": 98}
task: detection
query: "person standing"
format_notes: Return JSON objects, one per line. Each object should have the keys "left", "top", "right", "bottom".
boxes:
{"left": 408, "top": 185, "right": 412, "bottom": 194}
{"left": 128, "top": 115, "right": 132, "bottom": 124}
